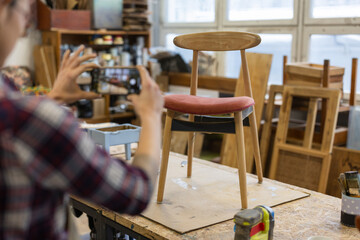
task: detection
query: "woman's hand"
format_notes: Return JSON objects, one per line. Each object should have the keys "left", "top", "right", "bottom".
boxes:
{"left": 128, "top": 66, "right": 164, "bottom": 187}
{"left": 127, "top": 66, "right": 164, "bottom": 121}
{"left": 47, "top": 45, "right": 100, "bottom": 104}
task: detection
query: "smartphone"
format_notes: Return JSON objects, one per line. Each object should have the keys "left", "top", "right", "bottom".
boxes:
{"left": 91, "top": 67, "right": 141, "bottom": 95}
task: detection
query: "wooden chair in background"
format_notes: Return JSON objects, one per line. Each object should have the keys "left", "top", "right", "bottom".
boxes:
{"left": 157, "top": 32, "right": 264, "bottom": 209}
{"left": 260, "top": 57, "right": 358, "bottom": 176}
{"left": 268, "top": 86, "right": 341, "bottom": 193}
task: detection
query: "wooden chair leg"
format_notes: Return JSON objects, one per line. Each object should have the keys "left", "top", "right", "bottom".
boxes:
{"left": 260, "top": 85, "right": 276, "bottom": 172}
{"left": 187, "top": 132, "right": 195, "bottom": 177}
{"left": 234, "top": 112, "right": 248, "bottom": 209}
{"left": 157, "top": 111, "right": 174, "bottom": 203}
{"left": 187, "top": 114, "right": 195, "bottom": 178}
{"left": 248, "top": 111, "right": 263, "bottom": 183}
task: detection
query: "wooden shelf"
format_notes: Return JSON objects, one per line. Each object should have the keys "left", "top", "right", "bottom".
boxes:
{"left": 41, "top": 29, "right": 149, "bottom": 123}
{"left": 85, "top": 44, "right": 124, "bottom": 49}
{"left": 123, "top": 0, "right": 148, "bottom": 6}
{"left": 79, "top": 116, "right": 110, "bottom": 124}
{"left": 110, "top": 112, "right": 135, "bottom": 119}
{"left": 50, "top": 28, "right": 150, "bottom": 36}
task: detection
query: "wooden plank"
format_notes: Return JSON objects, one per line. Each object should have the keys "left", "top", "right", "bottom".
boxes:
{"left": 33, "top": 45, "right": 48, "bottom": 87}
{"left": 221, "top": 52, "right": 273, "bottom": 171}
{"left": 167, "top": 72, "right": 237, "bottom": 94}
{"left": 170, "top": 132, "right": 204, "bottom": 158}
{"left": 155, "top": 75, "right": 169, "bottom": 92}
{"left": 33, "top": 45, "right": 56, "bottom": 88}
{"left": 303, "top": 98, "right": 318, "bottom": 149}
{"left": 42, "top": 31, "right": 62, "bottom": 69}
{"left": 277, "top": 143, "right": 328, "bottom": 158}
{"left": 41, "top": 45, "right": 57, "bottom": 87}
{"left": 260, "top": 85, "right": 283, "bottom": 173}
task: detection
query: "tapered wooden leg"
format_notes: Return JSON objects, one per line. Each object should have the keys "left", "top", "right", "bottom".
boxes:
{"left": 187, "top": 114, "right": 195, "bottom": 178}
{"left": 157, "top": 111, "right": 174, "bottom": 203}
{"left": 234, "top": 112, "right": 248, "bottom": 209}
{"left": 248, "top": 111, "right": 263, "bottom": 183}
{"left": 187, "top": 132, "right": 195, "bottom": 177}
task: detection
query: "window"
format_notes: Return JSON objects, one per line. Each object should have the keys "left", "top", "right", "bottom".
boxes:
{"left": 225, "top": 34, "right": 292, "bottom": 85}
{"left": 156, "top": 0, "right": 360, "bottom": 93}
{"left": 165, "top": 33, "right": 195, "bottom": 64}
{"left": 309, "top": 34, "right": 360, "bottom": 92}
{"left": 227, "top": 0, "right": 294, "bottom": 21}
{"left": 165, "top": 0, "right": 216, "bottom": 23}
{"left": 311, "top": 0, "right": 360, "bottom": 18}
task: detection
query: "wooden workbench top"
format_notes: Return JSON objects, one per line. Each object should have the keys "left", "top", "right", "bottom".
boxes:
{"left": 72, "top": 152, "right": 360, "bottom": 240}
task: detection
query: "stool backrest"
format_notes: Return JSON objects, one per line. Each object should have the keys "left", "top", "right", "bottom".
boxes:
{"left": 173, "top": 31, "right": 261, "bottom": 98}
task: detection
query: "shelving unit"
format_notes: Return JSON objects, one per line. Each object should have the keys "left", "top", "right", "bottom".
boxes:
{"left": 42, "top": 29, "right": 151, "bottom": 69}
{"left": 41, "top": 28, "right": 151, "bottom": 123}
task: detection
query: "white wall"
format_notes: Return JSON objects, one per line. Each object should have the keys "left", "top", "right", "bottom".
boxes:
{"left": 4, "top": 29, "right": 42, "bottom": 70}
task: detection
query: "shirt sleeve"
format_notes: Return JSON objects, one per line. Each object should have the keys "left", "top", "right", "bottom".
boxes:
{"left": 10, "top": 96, "right": 152, "bottom": 215}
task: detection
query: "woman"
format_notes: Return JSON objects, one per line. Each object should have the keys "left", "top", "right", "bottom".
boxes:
{"left": 0, "top": 0, "right": 164, "bottom": 239}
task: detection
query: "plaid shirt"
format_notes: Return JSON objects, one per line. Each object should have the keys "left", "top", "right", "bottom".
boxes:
{"left": 0, "top": 76, "right": 152, "bottom": 240}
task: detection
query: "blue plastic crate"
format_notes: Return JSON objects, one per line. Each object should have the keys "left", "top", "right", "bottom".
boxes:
{"left": 89, "top": 123, "right": 141, "bottom": 160}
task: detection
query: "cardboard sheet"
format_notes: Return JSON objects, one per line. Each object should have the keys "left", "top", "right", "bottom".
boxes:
{"left": 142, "top": 153, "right": 310, "bottom": 234}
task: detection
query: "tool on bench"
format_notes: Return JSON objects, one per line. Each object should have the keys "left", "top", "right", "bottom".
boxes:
{"left": 234, "top": 205, "right": 274, "bottom": 240}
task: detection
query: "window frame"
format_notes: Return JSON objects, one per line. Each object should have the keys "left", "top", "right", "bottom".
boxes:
{"left": 302, "top": 26, "right": 360, "bottom": 62}
{"left": 222, "top": 0, "right": 299, "bottom": 27}
{"left": 161, "top": 0, "right": 218, "bottom": 28}
{"left": 304, "top": 0, "right": 360, "bottom": 25}
{"left": 155, "top": 0, "right": 360, "bottom": 94}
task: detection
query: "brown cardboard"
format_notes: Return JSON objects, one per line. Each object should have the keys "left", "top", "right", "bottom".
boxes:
{"left": 142, "top": 153, "right": 309, "bottom": 234}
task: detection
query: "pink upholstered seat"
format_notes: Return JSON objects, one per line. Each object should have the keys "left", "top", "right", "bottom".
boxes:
{"left": 165, "top": 94, "right": 255, "bottom": 115}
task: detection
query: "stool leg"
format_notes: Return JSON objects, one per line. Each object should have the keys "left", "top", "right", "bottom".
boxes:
{"left": 187, "top": 132, "right": 195, "bottom": 178}
{"left": 187, "top": 114, "right": 195, "bottom": 178}
{"left": 234, "top": 112, "right": 248, "bottom": 209}
{"left": 125, "top": 144, "right": 131, "bottom": 160}
{"left": 157, "top": 111, "right": 174, "bottom": 203}
{"left": 248, "top": 111, "right": 263, "bottom": 183}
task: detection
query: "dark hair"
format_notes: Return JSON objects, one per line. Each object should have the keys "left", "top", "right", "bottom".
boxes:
{"left": 9, "top": 0, "right": 17, "bottom": 8}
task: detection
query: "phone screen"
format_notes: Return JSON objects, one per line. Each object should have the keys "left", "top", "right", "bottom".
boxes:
{"left": 91, "top": 67, "right": 141, "bottom": 95}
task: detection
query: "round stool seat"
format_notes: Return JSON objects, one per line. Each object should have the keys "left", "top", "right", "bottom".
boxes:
{"left": 164, "top": 94, "right": 254, "bottom": 115}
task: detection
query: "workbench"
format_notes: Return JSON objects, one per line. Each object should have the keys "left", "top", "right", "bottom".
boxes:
{"left": 70, "top": 153, "right": 360, "bottom": 240}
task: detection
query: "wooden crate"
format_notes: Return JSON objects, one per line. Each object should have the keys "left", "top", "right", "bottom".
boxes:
{"left": 285, "top": 62, "right": 344, "bottom": 89}
{"left": 37, "top": 0, "right": 91, "bottom": 30}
